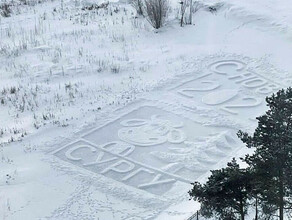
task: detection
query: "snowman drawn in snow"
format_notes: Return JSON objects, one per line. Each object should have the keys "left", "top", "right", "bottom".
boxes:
{"left": 118, "top": 115, "right": 186, "bottom": 147}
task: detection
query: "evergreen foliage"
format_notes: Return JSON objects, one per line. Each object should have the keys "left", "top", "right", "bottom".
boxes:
{"left": 189, "top": 158, "right": 251, "bottom": 220}
{"left": 189, "top": 88, "right": 292, "bottom": 220}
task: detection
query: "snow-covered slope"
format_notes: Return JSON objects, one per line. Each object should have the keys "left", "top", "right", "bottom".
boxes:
{"left": 204, "top": 0, "right": 292, "bottom": 35}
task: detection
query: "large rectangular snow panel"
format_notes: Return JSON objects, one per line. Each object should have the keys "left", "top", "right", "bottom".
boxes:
{"left": 53, "top": 105, "right": 240, "bottom": 197}
{"left": 82, "top": 106, "right": 215, "bottom": 182}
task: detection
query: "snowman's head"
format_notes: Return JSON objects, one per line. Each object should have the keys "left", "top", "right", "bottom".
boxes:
{"left": 118, "top": 115, "right": 186, "bottom": 147}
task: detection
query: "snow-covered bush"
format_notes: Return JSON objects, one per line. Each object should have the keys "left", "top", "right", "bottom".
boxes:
{"left": 144, "top": 0, "right": 169, "bottom": 29}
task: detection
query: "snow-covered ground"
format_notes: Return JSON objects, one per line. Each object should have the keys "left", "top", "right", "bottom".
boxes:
{"left": 1, "top": 0, "right": 292, "bottom": 219}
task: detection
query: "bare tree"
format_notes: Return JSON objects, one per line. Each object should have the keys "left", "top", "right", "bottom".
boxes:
{"left": 186, "top": 1, "right": 202, "bottom": 25}
{"left": 179, "top": 0, "right": 187, "bottom": 27}
{"left": 130, "top": 0, "right": 144, "bottom": 16}
{"left": 144, "top": 0, "right": 169, "bottom": 29}
{"left": 188, "top": 0, "right": 192, "bottom": 24}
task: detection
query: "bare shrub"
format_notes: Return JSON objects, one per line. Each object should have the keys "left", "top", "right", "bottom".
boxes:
{"left": 81, "top": 2, "right": 109, "bottom": 11}
{"left": 144, "top": 0, "right": 169, "bottom": 29}
{"left": 130, "top": 0, "right": 144, "bottom": 16}
{"left": 110, "top": 63, "right": 120, "bottom": 74}
{"left": 0, "top": 3, "right": 12, "bottom": 17}
{"left": 193, "top": 1, "right": 203, "bottom": 14}
{"left": 207, "top": 3, "right": 224, "bottom": 14}
{"left": 19, "top": 0, "right": 29, "bottom": 5}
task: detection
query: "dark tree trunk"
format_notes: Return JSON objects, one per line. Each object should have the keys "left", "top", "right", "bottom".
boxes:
{"left": 180, "top": 2, "right": 184, "bottom": 27}
{"left": 189, "top": 0, "right": 192, "bottom": 24}
{"left": 255, "top": 196, "right": 258, "bottom": 220}
{"left": 279, "top": 169, "right": 284, "bottom": 220}
{"left": 240, "top": 199, "right": 245, "bottom": 220}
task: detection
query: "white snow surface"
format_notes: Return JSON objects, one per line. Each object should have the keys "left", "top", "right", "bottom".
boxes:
{"left": 0, "top": 0, "right": 292, "bottom": 219}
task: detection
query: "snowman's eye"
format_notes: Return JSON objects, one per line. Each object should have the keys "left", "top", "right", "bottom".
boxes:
{"left": 128, "top": 130, "right": 133, "bottom": 134}
{"left": 120, "top": 119, "right": 147, "bottom": 127}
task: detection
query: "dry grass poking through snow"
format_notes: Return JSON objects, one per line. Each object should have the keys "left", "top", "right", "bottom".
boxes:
{"left": 0, "top": 0, "right": 187, "bottom": 146}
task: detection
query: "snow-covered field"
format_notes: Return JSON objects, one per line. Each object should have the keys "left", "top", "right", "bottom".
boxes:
{"left": 1, "top": 0, "right": 292, "bottom": 219}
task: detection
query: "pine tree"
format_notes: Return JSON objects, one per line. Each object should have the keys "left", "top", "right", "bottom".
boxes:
{"left": 238, "top": 87, "right": 292, "bottom": 220}
{"left": 189, "top": 158, "right": 251, "bottom": 220}
{"left": 245, "top": 166, "right": 270, "bottom": 220}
